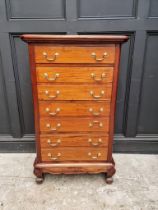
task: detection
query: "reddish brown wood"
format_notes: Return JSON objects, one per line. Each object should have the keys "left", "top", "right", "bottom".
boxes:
{"left": 37, "top": 84, "right": 112, "bottom": 101}
{"left": 40, "top": 133, "right": 109, "bottom": 147}
{"left": 34, "top": 45, "right": 115, "bottom": 64}
{"left": 107, "top": 45, "right": 121, "bottom": 162}
{"left": 40, "top": 117, "right": 109, "bottom": 132}
{"left": 28, "top": 45, "right": 42, "bottom": 162}
{"left": 33, "top": 158, "right": 44, "bottom": 184}
{"left": 35, "top": 162, "right": 113, "bottom": 174}
{"left": 39, "top": 101, "right": 111, "bottom": 117}
{"left": 21, "top": 35, "right": 128, "bottom": 184}
{"left": 36, "top": 66, "right": 114, "bottom": 83}
{"left": 105, "top": 165, "right": 116, "bottom": 184}
{"left": 21, "top": 34, "right": 128, "bottom": 44}
{"left": 41, "top": 147, "right": 108, "bottom": 162}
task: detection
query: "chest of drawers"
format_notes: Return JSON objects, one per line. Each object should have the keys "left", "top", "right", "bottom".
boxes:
{"left": 21, "top": 35, "right": 128, "bottom": 184}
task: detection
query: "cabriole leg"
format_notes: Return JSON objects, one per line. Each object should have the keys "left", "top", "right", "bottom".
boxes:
{"left": 105, "top": 165, "right": 116, "bottom": 184}
{"left": 34, "top": 158, "right": 44, "bottom": 184}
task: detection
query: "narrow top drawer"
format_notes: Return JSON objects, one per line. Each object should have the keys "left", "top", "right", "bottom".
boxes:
{"left": 34, "top": 45, "right": 115, "bottom": 64}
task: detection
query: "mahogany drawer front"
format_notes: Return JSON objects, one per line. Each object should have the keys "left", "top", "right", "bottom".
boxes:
{"left": 34, "top": 45, "right": 115, "bottom": 64}
{"left": 41, "top": 147, "right": 108, "bottom": 162}
{"left": 36, "top": 66, "right": 114, "bottom": 83}
{"left": 40, "top": 117, "right": 109, "bottom": 133}
{"left": 37, "top": 84, "right": 112, "bottom": 101}
{"left": 40, "top": 134, "right": 109, "bottom": 148}
{"left": 39, "top": 101, "right": 111, "bottom": 117}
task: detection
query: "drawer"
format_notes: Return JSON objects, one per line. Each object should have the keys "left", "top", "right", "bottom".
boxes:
{"left": 39, "top": 101, "right": 111, "bottom": 117}
{"left": 37, "top": 84, "right": 112, "bottom": 101}
{"left": 36, "top": 66, "right": 113, "bottom": 83}
{"left": 40, "top": 134, "right": 109, "bottom": 148}
{"left": 40, "top": 117, "right": 109, "bottom": 133}
{"left": 34, "top": 45, "right": 115, "bottom": 64}
{"left": 41, "top": 147, "right": 108, "bottom": 162}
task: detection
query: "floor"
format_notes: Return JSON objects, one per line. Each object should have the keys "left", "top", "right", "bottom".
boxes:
{"left": 0, "top": 154, "right": 157, "bottom": 210}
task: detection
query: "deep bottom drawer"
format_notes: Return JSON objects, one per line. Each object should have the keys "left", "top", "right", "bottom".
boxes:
{"left": 41, "top": 147, "right": 108, "bottom": 162}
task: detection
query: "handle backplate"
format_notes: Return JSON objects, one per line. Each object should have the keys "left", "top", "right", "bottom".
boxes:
{"left": 44, "top": 73, "right": 59, "bottom": 81}
{"left": 91, "top": 73, "right": 107, "bottom": 82}
{"left": 91, "top": 52, "right": 108, "bottom": 61}
{"left": 90, "top": 90, "right": 104, "bottom": 99}
{"left": 47, "top": 139, "right": 61, "bottom": 147}
{"left": 48, "top": 152, "right": 61, "bottom": 160}
{"left": 45, "top": 90, "right": 60, "bottom": 99}
{"left": 88, "top": 138, "right": 102, "bottom": 146}
{"left": 46, "top": 123, "right": 61, "bottom": 131}
{"left": 45, "top": 107, "right": 61, "bottom": 116}
{"left": 89, "top": 120, "right": 103, "bottom": 128}
{"left": 88, "top": 107, "right": 104, "bottom": 116}
{"left": 43, "top": 52, "right": 59, "bottom": 61}
{"left": 88, "top": 152, "right": 101, "bottom": 159}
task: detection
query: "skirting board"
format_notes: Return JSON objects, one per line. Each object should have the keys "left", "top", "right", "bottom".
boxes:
{"left": 0, "top": 134, "right": 158, "bottom": 153}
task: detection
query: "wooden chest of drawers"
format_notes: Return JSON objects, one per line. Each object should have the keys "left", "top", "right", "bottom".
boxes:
{"left": 21, "top": 34, "right": 128, "bottom": 184}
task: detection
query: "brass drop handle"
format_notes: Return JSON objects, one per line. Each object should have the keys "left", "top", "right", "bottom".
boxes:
{"left": 88, "top": 138, "right": 102, "bottom": 146}
{"left": 45, "top": 107, "right": 61, "bottom": 116}
{"left": 43, "top": 52, "right": 59, "bottom": 61}
{"left": 90, "top": 90, "right": 104, "bottom": 99}
{"left": 45, "top": 90, "right": 60, "bottom": 99}
{"left": 46, "top": 123, "right": 61, "bottom": 131}
{"left": 47, "top": 139, "right": 61, "bottom": 147}
{"left": 91, "top": 52, "right": 108, "bottom": 61}
{"left": 89, "top": 120, "right": 103, "bottom": 128}
{"left": 91, "top": 73, "right": 107, "bottom": 82}
{"left": 48, "top": 152, "right": 61, "bottom": 160}
{"left": 88, "top": 152, "right": 101, "bottom": 159}
{"left": 89, "top": 107, "right": 104, "bottom": 116}
{"left": 44, "top": 73, "right": 60, "bottom": 81}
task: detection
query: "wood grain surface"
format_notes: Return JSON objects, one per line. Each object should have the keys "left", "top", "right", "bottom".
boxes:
{"left": 37, "top": 84, "right": 112, "bottom": 101}
{"left": 34, "top": 45, "right": 115, "bottom": 64}
{"left": 40, "top": 117, "right": 109, "bottom": 132}
{"left": 36, "top": 66, "right": 114, "bottom": 83}
{"left": 41, "top": 147, "right": 108, "bottom": 162}
{"left": 40, "top": 133, "right": 109, "bottom": 148}
{"left": 39, "top": 101, "right": 111, "bottom": 117}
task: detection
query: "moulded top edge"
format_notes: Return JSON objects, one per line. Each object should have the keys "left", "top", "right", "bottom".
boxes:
{"left": 20, "top": 34, "right": 128, "bottom": 43}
